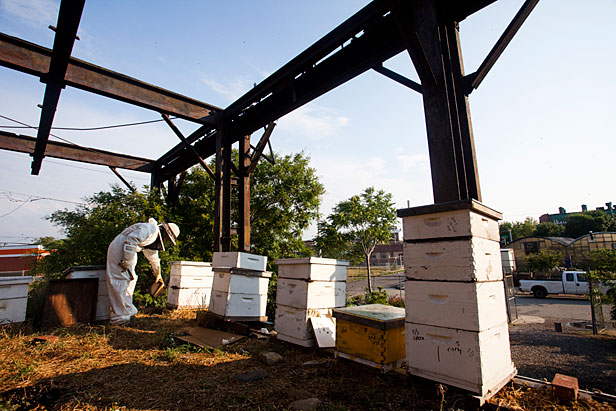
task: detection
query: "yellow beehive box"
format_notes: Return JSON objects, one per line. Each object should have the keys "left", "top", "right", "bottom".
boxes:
{"left": 333, "top": 304, "right": 405, "bottom": 368}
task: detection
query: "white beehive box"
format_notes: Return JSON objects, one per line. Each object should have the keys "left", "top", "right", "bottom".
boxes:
{"left": 405, "top": 321, "right": 515, "bottom": 396}
{"left": 64, "top": 266, "right": 109, "bottom": 321}
{"left": 274, "top": 304, "right": 332, "bottom": 340}
{"left": 276, "top": 278, "right": 345, "bottom": 309}
{"left": 402, "top": 208, "right": 499, "bottom": 242}
{"left": 404, "top": 237, "right": 502, "bottom": 282}
{"left": 212, "top": 268, "right": 271, "bottom": 295}
{"left": 277, "top": 332, "right": 315, "bottom": 348}
{"left": 404, "top": 280, "right": 507, "bottom": 331}
{"left": 167, "top": 261, "right": 214, "bottom": 309}
{"left": 213, "top": 252, "right": 267, "bottom": 271}
{"left": 209, "top": 290, "right": 267, "bottom": 318}
{"left": 0, "top": 276, "right": 33, "bottom": 324}
{"left": 276, "top": 257, "right": 349, "bottom": 281}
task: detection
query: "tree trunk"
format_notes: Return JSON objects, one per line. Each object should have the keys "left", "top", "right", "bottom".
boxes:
{"left": 366, "top": 252, "right": 373, "bottom": 293}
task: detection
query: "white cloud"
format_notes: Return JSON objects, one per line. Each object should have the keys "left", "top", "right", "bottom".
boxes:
{"left": 277, "top": 105, "right": 349, "bottom": 140}
{"left": 395, "top": 152, "right": 429, "bottom": 171}
{"left": 0, "top": 0, "right": 58, "bottom": 28}
{"left": 200, "top": 75, "right": 252, "bottom": 102}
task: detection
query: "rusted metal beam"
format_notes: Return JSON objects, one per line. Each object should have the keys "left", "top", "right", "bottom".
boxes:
{"left": 464, "top": 0, "right": 540, "bottom": 94}
{"left": 0, "top": 33, "right": 221, "bottom": 125}
{"left": 239, "top": 135, "right": 251, "bottom": 252}
{"left": 0, "top": 131, "right": 154, "bottom": 172}
{"left": 395, "top": 0, "right": 481, "bottom": 202}
{"left": 109, "top": 166, "right": 135, "bottom": 192}
{"left": 161, "top": 114, "right": 215, "bottom": 180}
{"left": 246, "top": 122, "right": 276, "bottom": 176}
{"left": 372, "top": 63, "right": 422, "bottom": 94}
{"left": 31, "top": 0, "right": 85, "bottom": 175}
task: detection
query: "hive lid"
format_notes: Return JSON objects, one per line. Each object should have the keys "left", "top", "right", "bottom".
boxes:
{"left": 0, "top": 276, "right": 33, "bottom": 285}
{"left": 333, "top": 304, "right": 405, "bottom": 330}
{"left": 213, "top": 267, "right": 272, "bottom": 278}
{"left": 275, "top": 257, "right": 349, "bottom": 266}
{"left": 169, "top": 261, "right": 213, "bottom": 267}
{"left": 63, "top": 265, "right": 106, "bottom": 274}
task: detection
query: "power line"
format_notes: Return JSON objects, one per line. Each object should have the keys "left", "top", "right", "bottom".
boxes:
{"left": 0, "top": 189, "right": 85, "bottom": 205}
{"left": 0, "top": 116, "right": 169, "bottom": 131}
{"left": 0, "top": 195, "right": 32, "bottom": 219}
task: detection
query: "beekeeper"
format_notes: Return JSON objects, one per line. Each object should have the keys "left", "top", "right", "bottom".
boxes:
{"left": 106, "top": 218, "right": 179, "bottom": 325}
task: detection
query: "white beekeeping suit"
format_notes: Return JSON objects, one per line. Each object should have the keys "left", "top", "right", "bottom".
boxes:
{"left": 106, "top": 218, "right": 174, "bottom": 325}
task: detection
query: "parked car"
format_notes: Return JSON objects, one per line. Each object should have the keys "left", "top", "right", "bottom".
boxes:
{"left": 519, "top": 271, "right": 608, "bottom": 298}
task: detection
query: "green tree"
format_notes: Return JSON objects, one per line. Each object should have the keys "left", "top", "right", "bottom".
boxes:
{"left": 564, "top": 211, "right": 611, "bottom": 239}
{"left": 534, "top": 222, "right": 565, "bottom": 237}
{"left": 36, "top": 150, "right": 324, "bottom": 301}
{"left": 525, "top": 249, "right": 562, "bottom": 276}
{"left": 317, "top": 187, "right": 397, "bottom": 293}
{"left": 588, "top": 249, "right": 616, "bottom": 320}
{"left": 499, "top": 222, "right": 513, "bottom": 244}
{"left": 511, "top": 217, "right": 538, "bottom": 240}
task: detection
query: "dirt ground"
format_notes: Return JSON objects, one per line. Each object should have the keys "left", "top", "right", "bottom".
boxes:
{"left": 1, "top": 310, "right": 614, "bottom": 411}
{"left": 509, "top": 318, "right": 616, "bottom": 393}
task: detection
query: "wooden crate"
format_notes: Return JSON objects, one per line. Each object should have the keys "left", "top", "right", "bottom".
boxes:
{"left": 209, "top": 290, "right": 267, "bottom": 318}
{"left": 333, "top": 304, "right": 405, "bottom": 367}
{"left": 402, "top": 208, "right": 499, "bottom": 242}
{"left": 405, "top": 321, "right": 516, "bottom": 397}
{"left": 274, "top": 304, "right": 332, "bottom": 340}
{"left": 398, "top": 200, "right": 502, "bottom": 242}
{"left": 404, "top": 237, "right": 502, "bottom": 282}
{"left": 212, "top": 269, "right": 271, "bottom": 294}
{"left": 212, "top": 252, "right": 267, "bottom": 271}
{"left": 65, "top": 266, "right": 109, "bottom": 320}
{"left": 42, "top": 278, "right": 98, "bottom": 327}
{"left": 0, "top": 276, "right": 32, "bottom": 324}
{"left": 276, "top": 257, "right": 348, "bottom": 281}
{"left": 276, "top": 278, "right": 345, "bottom": 309}
{"left": 405, "top": 280, "right": 507, "bottom": 332}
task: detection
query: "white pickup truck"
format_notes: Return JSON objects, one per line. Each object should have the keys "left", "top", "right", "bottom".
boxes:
{"left": 519, "top": 271, "right": 603, "bottom": 298}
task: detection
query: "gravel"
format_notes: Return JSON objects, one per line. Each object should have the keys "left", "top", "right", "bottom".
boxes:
{"left": 509, "top": 317, "right": 616, "bottom": 394}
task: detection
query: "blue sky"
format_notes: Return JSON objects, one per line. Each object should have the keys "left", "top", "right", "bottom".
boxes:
{"left": 0, "top": 0, "right": 615, "bottom": 244}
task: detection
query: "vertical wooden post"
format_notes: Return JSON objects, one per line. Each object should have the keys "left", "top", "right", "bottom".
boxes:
{"left": 238, "top": 135, "right": 251, "bottom": 252}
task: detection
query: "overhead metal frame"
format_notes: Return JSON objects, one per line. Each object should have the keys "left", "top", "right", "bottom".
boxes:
{"left": 0, "top": 0, "right": 540, "bottom": 251}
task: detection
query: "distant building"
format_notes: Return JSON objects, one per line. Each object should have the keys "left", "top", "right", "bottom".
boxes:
{"left": 539, "top": 202, "right": 614, "bottom": 225}
{"left": 504, "top": 232, "right": 616, "bottom": 271}
{"left": 0, "top": 245, "right": 49, "bottom": 276}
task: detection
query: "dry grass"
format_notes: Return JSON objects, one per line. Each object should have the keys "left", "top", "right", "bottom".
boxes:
{"left": 1, "top": 310, "right": 614, "bottom": 410}
{"left": 347, "top": 267, "right": 403, "bottom": 281}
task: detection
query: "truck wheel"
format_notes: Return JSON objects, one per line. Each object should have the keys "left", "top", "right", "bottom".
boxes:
{"left": 532, "top": 287, "right": 547, "bottom": 299}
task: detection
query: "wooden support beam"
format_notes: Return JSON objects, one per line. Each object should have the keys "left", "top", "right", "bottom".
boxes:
{"left": 214, "top": 118, "right": 232, "bottom": 252}
{"left": 239, "top": 135, "right": 251, "bottom": 252}
{"left": 246, "top": 122, "right": 276, "bottom": 176}
{"left": 0, "top": 131, "right": 154, "bottom": 172}
{"left": 0, "top": 33, "right": 221, "bottom": 125}
{"left": 31, "top": 0, "right": 85, "bottom": 175}
{"left": 161, "top": 114, "right": 215, "bottom": 179}
{"left": 464, "top": 0, "right": 540, "bottom": 95}
{"left": 372, "top": 63, "right": 422, "bottom": 94}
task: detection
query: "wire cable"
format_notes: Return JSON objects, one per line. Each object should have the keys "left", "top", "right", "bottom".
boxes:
{"left": 0, "top": 116, "right": 169, "bottom": 131}
{"left": 0, "top": 189, "right": 85, "bottom": 205}
{"left": 0, "top": 195, "right": 32, "bottom": 219}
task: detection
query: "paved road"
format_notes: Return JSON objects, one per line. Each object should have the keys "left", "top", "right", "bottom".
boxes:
{"left": 347, "top": 275, "right": 612, "bottom": 323}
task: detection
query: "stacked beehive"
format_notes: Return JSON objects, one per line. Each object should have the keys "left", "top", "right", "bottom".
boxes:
{"left": 399, "top": 200, "right": 515, "bottom": 399}
{"left": 275, "top": 257, "right": 348, "bottom": 347}
{"left": 64, "top": 266, "right": 109, "bottom": 321}
{"left": 0, "top": 276, "right": 33, "bottom": 324}
{"left": 167, "top": 261, "right": 213, "bottom": 309}
{"left": 209, "top": 252, "right": 270, "bottom": 321}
